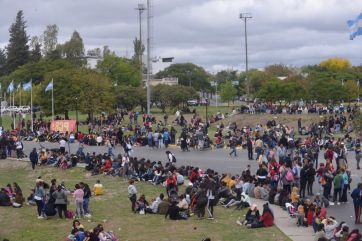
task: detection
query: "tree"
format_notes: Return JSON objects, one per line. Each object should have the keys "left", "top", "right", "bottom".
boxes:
{"left": 265, "top": 64, "right": 293, "bottom": 77}
{"left": 155, "top": 63, "right": 211, "bottom": 91}
{"left": 6, "top": 10, "right": 30, "bottom": 73}
{"left": 220, "top": 81, "right": 237, "bottom": 106}
{"left": 309, "top": 79, "right": 346, "bottom": 104}
{"left": 42, "top": 24, "right": 59, "bottom": 57}
{"left": 0, "top": 48, "right": 6, "bottom": 76}
{"left": 344, "top": 79, "right": 360, "bottom": 102}
{"left": 116, "top": 86, "right": 146, "bottom": 111}
{"left": 29, "top": 36, "right": 42, "bottom": 63}
{"left": 320, "top": 58, "right": 352, "bottom": 71}
{"left": 214, "top": 69, "right": 238, "bottom": 85}
{"left": 96, "top": 55, "right": 140, "bottom": 87}
{"left": 132, "top": 37, "right": 145, "bottom": 65}
{"left": 78, "top": 70, "right": 115, "bottom": 120}
{"left": 61, "top": 31, "right": 86, "bottom": 66}
{"left": 239, "top": 69, "right": 276, "bottom": 96}
{"left": 256, "top": 80, "right": 286, "bottom": 103}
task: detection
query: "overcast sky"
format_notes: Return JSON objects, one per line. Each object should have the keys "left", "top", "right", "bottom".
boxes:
{"left": 0, "top": 0, "right": 361, "bottom": 72}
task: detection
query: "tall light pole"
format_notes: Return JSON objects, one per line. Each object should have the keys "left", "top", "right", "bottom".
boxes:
{"left": 146, "top": 0, "right": 152, "bottom": 114}
{"left": 135, "top": 4, "right": 145, "bottom": 82}
{"left": 240, "top": 13, "right": 252, "bottom": 97}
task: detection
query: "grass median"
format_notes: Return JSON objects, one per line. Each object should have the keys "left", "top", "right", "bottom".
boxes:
{"left": 0, "top": 160, "right": 291, "bottom": 241}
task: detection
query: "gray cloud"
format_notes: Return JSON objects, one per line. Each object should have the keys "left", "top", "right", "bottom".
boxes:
{"left": 0, "top": 0, "right": 361, "bottom": 72}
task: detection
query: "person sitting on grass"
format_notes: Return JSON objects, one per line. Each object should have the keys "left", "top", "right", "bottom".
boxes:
{"left": 247, "top": 203, "right": 274, "bottom": 228}
{"left": 165, "top": 201, "right": 187, "bottom": 220}
{"left": 93, "top": 180, "right": 103, "bottom": 196}
{"left": 135, "top": 194, "right": 149, "bottom": 214}
{"left": 0, "top": 188, "right": 11, "bottom": 206}
{"left": 236, "top": 204, "right": 260, "bottom": 226}
{"left": 12, "top": 182, "right": 24, "bottom": 208}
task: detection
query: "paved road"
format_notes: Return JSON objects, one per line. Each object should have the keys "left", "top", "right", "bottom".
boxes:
{"left": 20, "top": 141, "right": 362, "bottom": 230}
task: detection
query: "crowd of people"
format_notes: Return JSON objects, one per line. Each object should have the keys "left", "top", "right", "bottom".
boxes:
{"left": 2, "top": 105, "right": 362, "bottom": 241}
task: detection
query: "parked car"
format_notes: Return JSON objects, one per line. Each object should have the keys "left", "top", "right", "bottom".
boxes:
{"left": 187, "top": 99, "right": 198, "bottom": 106}
{"left": 19, "top": 106, "right": 31, "bottom": 113}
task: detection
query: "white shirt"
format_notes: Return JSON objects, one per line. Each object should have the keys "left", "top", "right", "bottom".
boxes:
{"left": 96, "top": 136, "right": 103, "bottom": 143}
{"left": 59, "top": 139, "right": 66, "bottom": 148}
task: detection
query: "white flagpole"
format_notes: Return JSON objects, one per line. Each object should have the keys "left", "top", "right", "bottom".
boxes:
{"left": 13, "top": 90, "right": 15, "bottom": 129}
{"left": 31, "top": 80, "right": 33, "bottom": 132}
{"left": 51, "top": 79, "right": 54, "bottom": 121}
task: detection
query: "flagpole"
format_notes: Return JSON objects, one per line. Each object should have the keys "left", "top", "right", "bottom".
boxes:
{"left": 52, "top": 79, "right": 54, "bottom": 121}
{"left": 31, "top": 80, "right": 33, "bottom": 132}
{"left": 12, "top": 90, "right": 15, "bottom": 129}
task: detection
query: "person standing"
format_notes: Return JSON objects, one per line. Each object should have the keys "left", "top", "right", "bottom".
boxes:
{"left": 15, "top": 138, "right": 24, "bottom": 161}
{"left": 105, "top": 139, "right": 114, "bottom": 158}
{"left": 229, "top": 137, "right": 237, "bottom": 157}
{"left": 73, "top": 184, "right": 84, "bottom": 218}
{"left": 34, "top": 181, "right": 45, "bottom": 219}
{"left": 128, "top": 180, "right": 137, "bottom": 212}
{"left": 247, "top": 137, "right": 253, "bottom": 160}
{"left": 81, "top": 182, "right": 92, "bottom": 217}
{"left": 52, "top": 185, "right": 68, "bottom": 219}
{"left": 351, "top": 183, "right": 362, "bottom": 224}
{"left": 59, "top": 138, "right": 66, "bottom": 154}
{"left": 29, "top": 148, "right": 38, "bottom": 170}
{"left": 356, "top": 139, "right": 361, "bottom": 170}
{"left": 333, "top": 170, "right": 343, "bottom": 205}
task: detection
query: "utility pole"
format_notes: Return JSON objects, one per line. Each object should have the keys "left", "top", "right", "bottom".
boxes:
{"left": 239, "top": 13, "right": 252, "bottom": 97}
{"left": 136, "top": 4, "right": 146, "bottom": 83}
{"left": 146, "top": 0, "right": 152, "bottom": 114}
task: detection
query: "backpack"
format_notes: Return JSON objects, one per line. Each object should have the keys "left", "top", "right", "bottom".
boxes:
{"left": 285, "top": 169, "right": 294, "bottom": 182}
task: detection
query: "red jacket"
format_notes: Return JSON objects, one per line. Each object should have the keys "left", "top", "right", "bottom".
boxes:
{"left": 260, "top": 211, "right": 274, "bottom": 227}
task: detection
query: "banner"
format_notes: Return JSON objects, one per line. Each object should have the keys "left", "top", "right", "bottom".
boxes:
{"left": 50, "top": 120, "right": 77, "bottom": 133}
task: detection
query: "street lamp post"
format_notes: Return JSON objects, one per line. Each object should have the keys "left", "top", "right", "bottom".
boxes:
{"left": 75, "top": 97, "right": 79, "bottom": 133}
{"left": 240, "top": 12, "right": 252, "bottom": 97}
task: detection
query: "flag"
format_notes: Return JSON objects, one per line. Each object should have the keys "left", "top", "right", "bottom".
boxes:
{"left": 23, "top": 80, "right": 32, "bottom": 91}
{"left": 7, "top": 81, "right": 14, "bottom": 93}
{"left": 347, "top": 12, "right": 362, "bottom": 40}
{"left": 45, "top": 80, "right": 53, "bottom": 92}
{"left": 17, "top": 83, "right": 21, "bottom": 89}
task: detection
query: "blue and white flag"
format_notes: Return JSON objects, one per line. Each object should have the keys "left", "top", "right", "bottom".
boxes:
{"left": 45, "top": 80, "right": 53, "bottom": 92}
{"left": 7, "top": 81, "right": 14, "bottom": 93}
{"left": 347, "top": 12, "right": 362, "bottom": 40}
{"left": 23, "top": 80, "right": 32, "bottom": 91}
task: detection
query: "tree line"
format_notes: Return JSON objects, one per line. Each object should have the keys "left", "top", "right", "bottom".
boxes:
{"left": 1, "top": 11, "right": 361, "bottom": 119}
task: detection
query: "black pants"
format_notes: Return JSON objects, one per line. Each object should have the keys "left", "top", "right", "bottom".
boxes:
{"left": 60, "top": 147, "right": 65, "bottom": 154}
{"left": 56, "top": 204, "right": 67, "bottom": 218}
{"left": 354, "top": 204, "right": 361, "bottom": 223}
{"left": 31, "top": 162, "right": 36, "bottom": 170}
{"left": 299, "top": 181, "right": 307, "bottom": 198}
{"left": 251, "top": 222, "right": 265, "bottom": 228}
{"left": 129, "top": 194, "right": 137, "bottom": 212}
{"left": 307, "top": 180, "right": 314, "bottom": 195}
{"left": 333, "top": 188, "right": 341, "bottom": 202}
{"left": 35, "top": 200, "right": 43, "bottom": 216}
{"left": 248, "top": 148, "right": 253, "bottom": 160}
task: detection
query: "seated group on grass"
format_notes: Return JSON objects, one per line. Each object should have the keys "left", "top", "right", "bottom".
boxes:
{"left": 0, "top": 182, "right": 24, "bottom": 207}
{"left": 67, "top": 220, "right": 119, "bottom": 241}
{"left": 26, "top": 177, "right": 103, "bottom": 220}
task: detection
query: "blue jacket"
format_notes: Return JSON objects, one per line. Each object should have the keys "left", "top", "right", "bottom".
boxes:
{"left": 351, "top": 188, "right": 362, "bottom": 206}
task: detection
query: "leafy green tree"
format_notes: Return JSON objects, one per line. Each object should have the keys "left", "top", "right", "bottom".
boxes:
{"left": 132, "top": 37, "right": 145, "bottom": 65}
{"left": 220, "top": 81, "right": 237, "bottom": 106}
{"left": 214, "top": 70, "right": 238, "bottom": 85}
{"left": 29, "top": 36, "right": 42, "bottom": 63}
{"left": 96, "top": 55, "right": 140, "bottom": 87}
{"left": 239, "top": 69, "right": 276, "bottom": 96}
{"left": 344, "top": 79, "right": 360, "bottom": 102}
{"left": 0, "top": 48, "right": 6, "bottom": 76}
{"left": 155, "top": 63, "right": 211, "bottom": 91}
{"left": 60, "top": 31, "right": 86, "bottom": 66}
{"left": 309, "top": 79, "right": 346, "bottom": 104}
{"left": 264, "top": 64, "right": 292, "bottom": 77}
{"left": 42, "top": 24, "right": 59, "bottom": 58}
{"left": 78, "top": 70, "right": 115, "bottom": 120}
{"left": 6, "top": 10, "right": 30, "bottom": 74}
{"left": 116, "top": 86, "right": 146, "bottom": 111}
{"left": 256, "top": 80, "right": 286, "bottom": 103}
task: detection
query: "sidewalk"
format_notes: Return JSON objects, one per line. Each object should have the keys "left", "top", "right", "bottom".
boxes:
{"left": 251, "top": 198, "right": 315, "bottom": 241}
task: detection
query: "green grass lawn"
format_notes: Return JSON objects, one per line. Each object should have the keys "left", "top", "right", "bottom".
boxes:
{"left": 0, "top": 160, "right": 290, "bottom": 241}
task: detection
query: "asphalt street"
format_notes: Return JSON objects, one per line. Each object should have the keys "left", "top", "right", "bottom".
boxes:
{"left": 19, "top": 141, "right": 362, "bottom": 230}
